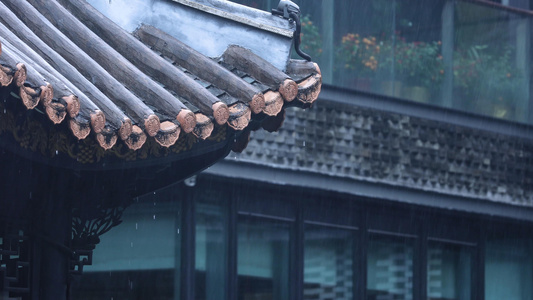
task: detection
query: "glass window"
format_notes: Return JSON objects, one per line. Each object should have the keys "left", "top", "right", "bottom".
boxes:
{"left": 485, "top": 236, "right": 533, "bottom": 300}
{"left": 196, "top": 190, "right": 229, "bottom": 300}
{"left": 427, "top": 242, "right": 472, "bottom": 300}
{"left": 454, "top": 2, "right": 529, "bottom": 122}
{"left": 367, "top": 234, "right": 414, "bottom": 300}
{"left": 237, "top": 216, "right": 290, "bottom": 300}
{"left": 71, "top": 191, "right": 181, "bottom": 299}
{"left": 304, "top": 224, "right": 355, "bottom": 300}
{"left": 232, "top": 0, "right": 533, "bottom": 123}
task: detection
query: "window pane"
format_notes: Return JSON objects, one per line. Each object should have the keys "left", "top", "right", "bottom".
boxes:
{"left": 238, "top": 216, "right": 290, "bottom": 300}
{"left": 485, "top": 237, "right": 533, "bottom": 300}
{"left": 454, "top": 2, "right": 529, "bottom": 122}
{"left": 196, "top": 191, "right": 228, "bottom": 300}
{"left": 367, "top": 234, "right": 414, "bottom": 300}
{"left": 71, "top": 192, "right": 181, "bottom": 299}
{"left": 427, "top": 242, "right": 472, "bottom": 300}
{"left": 304, "top": 225, "right": 354, "bottom": 300}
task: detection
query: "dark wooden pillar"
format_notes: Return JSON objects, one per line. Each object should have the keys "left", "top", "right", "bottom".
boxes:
{"left": 30, "top": 167, "right": 72, "bottom": 300}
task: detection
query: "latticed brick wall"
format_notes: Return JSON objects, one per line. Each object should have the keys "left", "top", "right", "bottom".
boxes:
{"left": 234, "top": 101, "right": 533, "bottom": 207}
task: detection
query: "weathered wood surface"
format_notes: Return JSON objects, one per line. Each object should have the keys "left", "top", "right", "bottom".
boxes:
{"left": 123, "top": 125, "right": 147, "bottom": 150}
{"left": 52, "top": 0, "right": 229, "bottom": 126}
{"left": 96, "top": 128, "right": 118, "bottom": 150}
{"left": 154, "top": 121, "right": 180, "bottom": 147}
{"left": 0, "top": 3, "right": 122, "bottom": 134}
{"left": 4, "top": 40, "right": 84, "bottom": 121}
{"left": 193, "top": 113, "right": 214, "bottom": 140}
{"left": 85, "top": 0, "right": 294, "bottom": 71}
{"left": 286, "top": 59, "right": 322, "bottom": 105}
{"left": 227, "top": 102, "right": 251, "bottom": 131}
{"left": 0, "top": 27, "right": 91, "bottom": 122}
{"left": 45, "top": 101, "right": 68, "bottom": 124}
{"left": 0, "top": 63, "right": 13, "bottom": 86}
{"left": 295, "top": 73, "right": 322, "bottom": 105}
{"left": 262, "top": 91, "right": 284, "bottom": 117}
{"left": 286, "top": 59, "right": 321, "bottom": 82}
{"left": 1, "top": 43, "right": 59, "bottom": 110}
{"left": 26, "top": 0, "right": 203, "bottom": 136}
{"left": 69, "top": 116, "right": 91, "bottom": 140}
{"left": 134, "top": 24, "right": 265, "bottom": 114}
{"left": 222, "top": 45, "right": 298, "bottom": 101}
{"left": 2, "top": 0, "right": 163, "bottom": 138}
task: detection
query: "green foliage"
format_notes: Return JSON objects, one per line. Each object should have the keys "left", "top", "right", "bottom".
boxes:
{"left": 454, "top": 46, "right": 522, "bottom": 105}
{"left": 338, "top": 33, "right": 380, "bottom": 76}
{"left": 298, "top": 15, "right": 322, "bottom": 60}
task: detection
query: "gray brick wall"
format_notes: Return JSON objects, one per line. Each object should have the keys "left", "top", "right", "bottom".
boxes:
{"left": 233, "top": 100, "right": 533, "bottom": 207}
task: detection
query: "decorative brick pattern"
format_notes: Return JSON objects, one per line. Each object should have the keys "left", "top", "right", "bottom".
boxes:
{"left": 234, "top": 100, "right": 533, "bottom": 207}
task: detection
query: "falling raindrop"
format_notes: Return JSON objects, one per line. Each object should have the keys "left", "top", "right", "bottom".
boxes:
{"left": 153, "top": 214, "right": 156, "bottom": 220}
{"left": 135, "top": 223, "right": 138, "bottom": 230}
{"left": 55, "top": 150, "right": 58, "bottom": 155}
{"left": 177, "top": 228, "right": 180, "bottom": 234}
{"left": 130, "top": 242, "right": 133, "bottom": 248}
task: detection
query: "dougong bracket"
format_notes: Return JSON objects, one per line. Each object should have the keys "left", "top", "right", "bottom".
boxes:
{"left": 70, "top": 206, "right": 125, "bottom": 275}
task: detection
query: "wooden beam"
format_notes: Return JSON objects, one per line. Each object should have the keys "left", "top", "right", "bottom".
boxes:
{"left": 118, "top": 117, "right": 133, "bottom": 141}
{"left": 193, "top": 113, "right": 214, "bottom": 140}
{"left": 295, "top": 73, "right": 322, "bottom": 105}
{"left": 123, "top": 125, "right": 147, "bottom": 150}
{"left": 228, "top": 102, "right": 251, "bottom": 131}
{"left": 45, "top": 101, "right": 67, "bottom": 124}
{"left": 96, "top": 128, "right": 118, "bottom": 150}
{"left": 0, "top": 1, "right": 157, "bottom": 138}
{"left": 69, "top": 116, "right": 91, "bottom": 140}
{"left": 222, "top": 45, "right": 298, "bottom": 101}
{"left": 154, "top": 121, "right": 181, "bottom": 148}
{"left": 49, "top": 0, "right": 227, "bottom": 126}
{"left": 134, "top": 24, "right": 265, "bottom": 114}
{"left": 0, "top": 64, "right": 13, "bottom": 86}
{"left": 263, "top": 91, "right": 284, "bottom": 117}
{"left": 286, "top": 59, "right": 322, "bottom": 105}
{"left": 1, "top": 45, "right": 51, "bottom": 109}
{"left": 2, "top": 38, "right": 78, "bottom": 115}
{"left": 286, "top": 59, "right": 321, "bottom": 81}
{"left": 0, "top": 8, "right": 117, "bottom": 134}
{"left": 26, "top": 0, "right": 196, "bottom": 134}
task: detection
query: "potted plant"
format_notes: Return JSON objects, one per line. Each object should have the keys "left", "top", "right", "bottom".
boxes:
{"left": 296, "top": 15, "right": 322, "bottom": 60}
{"left": 454, "top": 46, "right": 521, "bottom": 119}
{"left": 394, "top": 40, "right": 445, "bottom": 102}
{"left": 476, "top": 49, "right": 521, "bottom": 119}
{"left": 338, "top": 33, "right": 381, "bottom": 90}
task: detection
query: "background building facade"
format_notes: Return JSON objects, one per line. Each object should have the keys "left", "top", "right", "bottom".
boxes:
{"left": 72, "top": 1, "right": 533, "bottom": 299}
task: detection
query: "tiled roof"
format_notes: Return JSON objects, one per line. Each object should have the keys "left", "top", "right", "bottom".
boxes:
{"left": 0, "top": 0, "right": 321, "bottom": 155}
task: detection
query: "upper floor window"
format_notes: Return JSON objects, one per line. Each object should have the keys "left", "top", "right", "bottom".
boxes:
{"left": 233, "top": 0, "right": 533, "bottom": 124}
